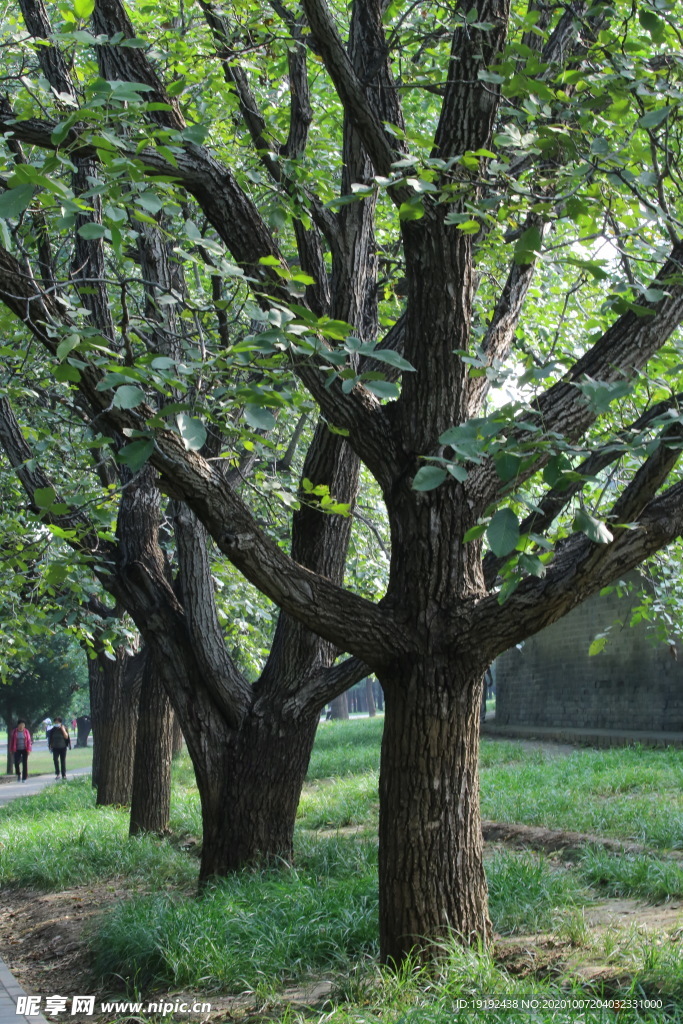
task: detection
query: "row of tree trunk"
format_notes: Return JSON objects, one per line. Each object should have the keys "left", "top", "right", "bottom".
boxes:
{"left": 88, "top": 644, "right": 176, "bottom": 836}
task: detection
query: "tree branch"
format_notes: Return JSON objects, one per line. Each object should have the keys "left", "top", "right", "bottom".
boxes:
{"left": 467, "top": 214, "right": 546, "bottom": 416}
{"left": 0, "top": 243, "right": 406, "bottom": 664}
{"left": 282, "top": 655, "right": 370, "bottom": 714}
{"left": 150, "top": 429, "right": 410, "bottom": 665}
{"left": 472, "top": 478, "right": 683, "bottom": 660}
{"left": 433, "top": 0, "right": 510, "bottom": 161}
{"left": 467, "top": 241, "right": 683, "bottom": 510}
{"left": 482, "top": 394, "right": 683, "bottom": 587}
{"left": 172, "top": 501, "right": 252, "bottom": 722}
{"left": 300, "top": 0, "right": 404, "bottom": 181}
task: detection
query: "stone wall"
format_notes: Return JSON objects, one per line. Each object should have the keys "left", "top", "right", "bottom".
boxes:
{"left": 495, "top": 579, "right": 683, "bottom": 732}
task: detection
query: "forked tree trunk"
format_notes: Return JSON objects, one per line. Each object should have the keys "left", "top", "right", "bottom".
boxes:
{"left": 377, "top": 660, "right": 491, "bottom": 963}
{"left": 196, "top": 706, "right": 320, "bottom": 879}
{"left": 89, "top": 648, "right": 139, "bottom": 806}
{"left": 129, "top": 660, "right": 174, "bottom": 836}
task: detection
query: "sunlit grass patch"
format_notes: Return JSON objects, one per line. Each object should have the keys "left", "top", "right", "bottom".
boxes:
{"left": 578, "top": 847, "right": 683, "bottom": 901}
{"left": 0, "top": 777, "right": 195, "bottom": 891}
{"left": 480, "top": 746, "right": 683, "bottom": 848}
{"left": 307, "top": 719, "right": 384, "bottom": 779}
{"left": 486, "top": 850, "right": 590, "bottom": 935}
{"left": 297, "top": 771, "right": 378, "bottom": 830}
{"left": 91, "top": 864, "right": 378, "bottom": 992}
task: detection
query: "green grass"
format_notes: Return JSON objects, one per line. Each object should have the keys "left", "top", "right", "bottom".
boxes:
{"left": 91, "top": 839, "right": 378, "bottom": 993}
{"left": 486, "top": 850, "right": 589, "bottom": 935}
{"left": 480, "top": 743, "right": 683, "bottom": 849}
{"left": 297, "top": 772, "right": 378, "bottom": 830}
{"left": 0, "top": 778, "right": 195, "bottom": 890}
{"left": 3, "top": 718, "right": 683, "bottom": 1022}
{"left": 4, "top": 744, "right": 93, "bottom": 776}
{"left": 307, "top": 719, "right": 384, "bottom": 779}
{"left": 578, "top": 847, "right": 683, "bottom": 901}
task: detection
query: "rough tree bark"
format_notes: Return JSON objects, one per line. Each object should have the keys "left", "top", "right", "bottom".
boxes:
{"left": 129, "top": 655, "right": 174, "bottom": 836}
{"left": 88, "top": 647, "right": 138, "bottom": 806}
{"left": 378, "top": 661, "right": 489, "bottom": 961}
{"left": 171, "top": 716, "right": 183, "bottom": 758}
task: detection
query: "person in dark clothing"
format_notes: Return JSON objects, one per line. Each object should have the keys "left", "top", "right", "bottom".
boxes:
{"left": 48, "top": 717, "right": 71, "bottom": 780}
{"left": 9, "top": 720, "right": 32, "bottom": 782}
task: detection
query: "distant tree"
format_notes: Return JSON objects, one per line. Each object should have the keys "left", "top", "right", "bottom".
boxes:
{"left": 2, "top": 634, "right": 85, "bottom": 773}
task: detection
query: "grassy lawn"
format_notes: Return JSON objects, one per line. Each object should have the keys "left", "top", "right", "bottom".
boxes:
{"left": 7, "top": 744, "right": 94, "bottom": 777}
{"left": 1, "top": 720, "right": 682, "bottom": 1022}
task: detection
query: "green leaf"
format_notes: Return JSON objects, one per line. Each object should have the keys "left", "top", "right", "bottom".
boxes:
{"left": 572, "top": 509, "right": 613, "bottom": 545}
{"left": 446, "top": 463, "right": 468, "bottom": 482}
{"left": 117, "top": 439, "right": 154, "bottom": 472}
{"left": 518, "top": 553, "right": 545, "bottom": 578}
{"left": 455, "top": 220, "right": 481, "bottom": 234}
{"left": 245, "top": 404, "right": 277, "bottom": 431}
{"left": 514, "top": 224, "right": 542, "bottom": 265}
{"left": 638, "top": 10, "right": 665, "bottom": 42}
{"left": 34, "top": 487, "right": 56, "bottom": 510}
{"left": 589, "top": 635, "right": 608, "bottom": 656}
{"left": 55, "top": 363, "right": 81, "bottom": 383}
{"left": 177, "top": 412, "right": 207, "bottom": 451}
{"left": 463, "top": 523, "right": 487, "bottom": 543}
{"left": 73, "top": 0, "right": 95, "bottom": 17}
{"left": 56, "top": 334, "right": 81, "bottom": 361}
{"left": 0, "top": 185, "right": 35, "bottom": 220}
{"left": 370, "top": 349, "right": 416, "bottom": 372}
{"left": 365, "top": 380, "right": 400, "bottom": 399}
{"left": 399, "top": 201, "right": 425, "bottom": 221}
{"left": 109, "top": 80, "right": 155, "bottom": 102}
{"left": 494, "top": 452, "right": 522, "bottom": 482}
{"left": 638, "top": 107, "right": 672, "bottom": 130}
{"left": 77, "top": 222, "right": 106, "bottom": 240}
{"left": 412, "top": 465, "right": 447, "bottom": 491}
{"left": 112, "top": 384, "right": 146, "bottom": 410}
{"left": 45, "top": 564, "right": 69, "bottom": 585}
{"left": 487, "top": 508, "right": 520, "bottom": 557}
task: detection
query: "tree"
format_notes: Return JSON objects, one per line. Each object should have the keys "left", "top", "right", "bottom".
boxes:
{"left": 1, "top": 0, "right": 683, "bottom": 966}
{"left": 2, "top": 633, "right": 85, "bottom": 773}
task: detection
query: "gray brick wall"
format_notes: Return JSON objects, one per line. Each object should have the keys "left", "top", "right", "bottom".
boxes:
{"left": 495, "top": 576, "right": 683, "bottom": 732}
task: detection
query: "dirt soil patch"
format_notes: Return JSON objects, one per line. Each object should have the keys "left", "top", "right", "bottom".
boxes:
{"left": 0, "top": 883, "right": 336, "bottom": 1023}
{"left": 2, "top": 877, "right": 682, "bottom": 1022}
{"left": 482, "top": 820, "right": 683, "bottom": 860}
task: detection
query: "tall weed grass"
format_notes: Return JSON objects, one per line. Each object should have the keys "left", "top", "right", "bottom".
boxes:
{"left": 0, "top": 778, "right": 194, "bottom": 890}
{"left": 480, "top": 744, "right": 683, "bottom": 848}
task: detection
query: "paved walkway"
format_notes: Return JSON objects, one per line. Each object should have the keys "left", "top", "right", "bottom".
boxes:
{"left": 481, "top": 720, "right": 683, "bottom": 747}
{"left": 0, "top": 771, "right": 91, "bottom": 1023}
{"left": 0, "top": 768, "right": 92, "bottom": 806}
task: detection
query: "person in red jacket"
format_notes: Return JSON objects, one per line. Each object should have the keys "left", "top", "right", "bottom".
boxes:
{"left": 9, "top": 720, "right": 32, "bottom": 782}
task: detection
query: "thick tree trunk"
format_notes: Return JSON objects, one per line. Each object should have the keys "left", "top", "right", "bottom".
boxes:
{"left": 129, "top": 660, "right": 174, "bottom": 836}
{"left": 329, "top": 693, "right": 349, "bottom": 720}
{"left": 377, "top": 660, "right": 491, "bottom": 963}
{"left": 195, "top": 706, "right": 320, "bottom": 879}
{"left": 89, "top": 648, "right": 139, "bottom": 806}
